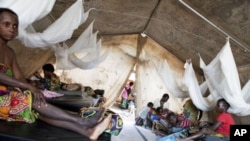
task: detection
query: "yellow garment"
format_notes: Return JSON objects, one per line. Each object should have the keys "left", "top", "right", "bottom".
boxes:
{"left": 0, "top": 63, "right": 38, "bottom": 123}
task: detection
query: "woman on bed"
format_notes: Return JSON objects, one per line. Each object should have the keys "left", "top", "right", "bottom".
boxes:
{"left": 0, "top": 8, "right": 111, "bottom": 140}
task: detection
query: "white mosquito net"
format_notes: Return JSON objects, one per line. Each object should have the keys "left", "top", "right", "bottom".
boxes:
{"left": 158, "top": 39, "right": 250, "bottom": 116}
{"left": 1, "top": 0, "right": 107, "bottom": 70}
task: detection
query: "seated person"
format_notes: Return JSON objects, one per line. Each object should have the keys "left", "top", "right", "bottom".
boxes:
{"left": 32, "top": 63, "right": 82, "bottom": 92}
{"left": 154, "top": 99, "right": 202, "bottom": 137}
{"left": 34, "top": 63, "right": 62, "bottom": 91}
{"left": 177, "top": 98, "right": 235, "bottom": 141}
{"left": 0, "top": 8, "right": 111, "bottom": 140}
{"left": 167, "top": 112, "right": 194, "bottom": 133}
{"left": 152, "top": 113, "right": 172, "bottom": 136}
{"left": 159, "top": 93, "right": 173, "bottom": 117}
{"left": 182, "top": 99, "right": 202, "bottom": 126}
{"left": 157, "top": 112, "right": 194, "bottom": 141}
{"left": 151, "top": 107, "right": 165, "bottom": 132}
{"left": 135, "top": 102, "right": 154, "bottom": 127}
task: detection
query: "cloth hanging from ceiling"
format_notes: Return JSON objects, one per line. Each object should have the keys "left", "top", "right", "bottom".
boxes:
{"left": 199, "top": 40, "right": 250, "bottom": 116}
{"left": 183, "top": 62, "right": 217, "bottom": 111}
{"left": 55, "top": 41, "right": 137, "bottom": 107}
{"left": 52, "top": 21, "right": 111, "bottom": 70}
{"left": 159, "top": 39, "right": 250, "bottom": 116}
{"left": 1, "top": 0, "right": 108, "bottom": 70}
{"left": 158, "top": 59, "right": 208, "bottom": 98}
{"left": 135, "top": 43, "right": 185, "bottom": 115}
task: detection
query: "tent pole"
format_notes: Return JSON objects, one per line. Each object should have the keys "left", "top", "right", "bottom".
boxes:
{"left": 178, "top": 0, "right": 250, "bottom": 53}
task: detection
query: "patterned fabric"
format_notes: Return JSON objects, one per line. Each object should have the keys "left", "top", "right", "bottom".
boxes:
{"left": 44, "top": 74, "right": 61, "bottom": 91}
{"left": 79, "top": 108, "right": 123, "bottom": 136}
{"left": 0, "top": 63, "right": 38, "bottom": 123}
{"left": 183, "top": 99, "right": 200, "bottom": 126}
{"left": 177, "top": 114, "right": 193, "bottom": 128}
{"left": 104, "top": 110, "right": 123, "bottom": 136}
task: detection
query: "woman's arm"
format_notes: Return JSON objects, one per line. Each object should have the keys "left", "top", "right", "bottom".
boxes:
{"left": 2, "top": 47, "right": 46, "bottom": 106}
{"left": 210, "top": 121, "right": 222, "bottom": 131}
{"left": 0, "top": 72, "right": 32, "bottom": 90}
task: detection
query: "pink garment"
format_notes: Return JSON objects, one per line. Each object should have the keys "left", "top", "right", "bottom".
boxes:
{"left": 42, "top": 89, "right": 64, "bottom": 98}
{"left": 121, "top": 84, "right": 130, "bottom": 99}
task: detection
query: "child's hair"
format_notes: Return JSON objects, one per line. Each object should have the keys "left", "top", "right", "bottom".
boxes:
{"left": 166, "top": 112, "right": 176, "bottom": 120}
{"left": 156, "top": 107, "right": 163, "bottom": 113}
{"left": 147, "top": 102, "right": 154, "bottom": 108}
{"left": 218, "top": 98, "right": 230, "bottom": 109}
{"left": 129, "top": 81, "right": 134, "bottom": 86}
{"left": 42, "top": 63, "right": 55, "bottom": 72}
{"left": 162, "top": 93, "right": 169, "bottom": 99}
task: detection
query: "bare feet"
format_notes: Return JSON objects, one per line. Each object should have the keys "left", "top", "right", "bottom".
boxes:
{"left": 79, "top": 107, "right": 106, "bottom": 127}
{"left": 88, "top": 114, "right": 112, "bottom": 140}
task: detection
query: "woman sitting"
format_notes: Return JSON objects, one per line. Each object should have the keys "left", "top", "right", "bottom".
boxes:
{"left": 177, "top": 98, "right": 235, "bottom": 141}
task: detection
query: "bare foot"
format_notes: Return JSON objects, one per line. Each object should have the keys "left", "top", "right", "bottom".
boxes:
{"left": 79, "top": 107, "right": 106, "bottom": 127}
{"left": 89, "top": 114, "right": 112, "bottom": 140}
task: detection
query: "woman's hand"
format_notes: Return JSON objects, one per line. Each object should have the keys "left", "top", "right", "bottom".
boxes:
{"left": 29, "top": 85, "right": 47, "bottom": 107}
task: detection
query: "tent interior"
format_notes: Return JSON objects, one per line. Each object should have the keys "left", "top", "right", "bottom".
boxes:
{"left": 1, "top": 0, "right": 250, "bottom": 126}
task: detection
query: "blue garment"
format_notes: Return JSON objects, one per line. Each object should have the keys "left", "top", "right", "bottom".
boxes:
{"left": 157, "top": 129, "right": 187, "bottom": 141}
{"left": 150, "top": 114, "right": 161, "bottom": 121}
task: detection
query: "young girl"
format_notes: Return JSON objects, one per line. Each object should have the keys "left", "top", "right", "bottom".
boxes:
{"left": 135, "top": 102, "right": 154, "bottom": 127}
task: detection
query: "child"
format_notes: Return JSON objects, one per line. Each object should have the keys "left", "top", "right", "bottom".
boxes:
{"left": 156, "top": 112, "right": 194, "bottom": 141}
{"left": 120, "top": 81, "right": 134, "bottom": 109}
{"left": 135, "top": 102, "right": 154, "bottom": 127}
{"left": 151, "top": 107, "right": 165, "bottom": 132}
{"left": 33, "top": 63, "right": 61, "bottom": 91}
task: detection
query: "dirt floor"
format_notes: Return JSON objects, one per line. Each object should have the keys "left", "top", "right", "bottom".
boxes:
{"left": 110, "top": 103, "right": 159, "bottom": 141}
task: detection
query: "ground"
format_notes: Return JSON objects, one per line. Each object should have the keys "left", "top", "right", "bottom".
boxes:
{"left": 110, "top": 103, "right": 159, "bottom": 141}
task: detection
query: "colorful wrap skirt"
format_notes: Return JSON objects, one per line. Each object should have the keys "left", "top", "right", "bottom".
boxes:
{"left": 0, "top": 85, "right": 38, "bottom": 123}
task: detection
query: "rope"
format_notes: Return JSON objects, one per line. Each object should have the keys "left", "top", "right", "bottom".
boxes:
{"left": 178, "top": 0, "right": 250, "bottom": 53}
